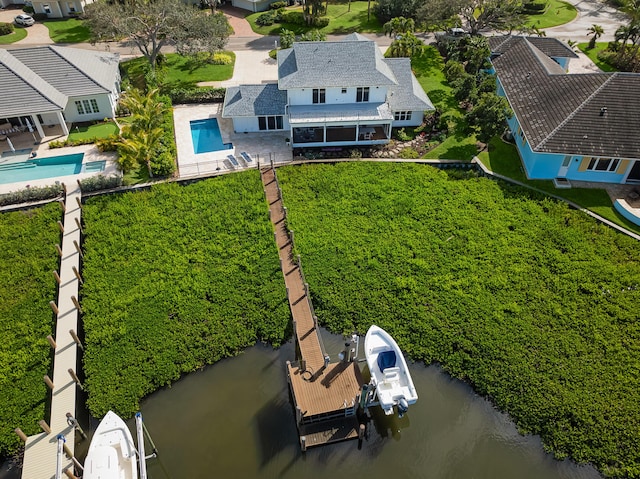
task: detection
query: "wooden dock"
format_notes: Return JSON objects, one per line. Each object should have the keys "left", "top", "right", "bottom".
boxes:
{"left": 261, "top": 166, "right": 364, "bottom": 449}
{"left": 21, "top": 184, "right": 82, "bottom": 479}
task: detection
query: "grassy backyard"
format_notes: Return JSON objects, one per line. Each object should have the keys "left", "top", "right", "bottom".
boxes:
{"left": 0, "top": 26, "right": 27, "bottom": 44}
{"left": 43, "top": 18, "right": 91, "bottom": 43}
{"left": 80, "top": 173, "right": 290, "bottom": 416}
{"left": 68, "top": 121, "right": 119, "bottom": 142}
{"left": 246, "top": 0, "right": 382, "bottom": 36}
{"left": 277, "top": 161, "right": 640, "bottom": 478}
{"left": 578, "top": 42, "right": 618, "bottom": 72}
{"left": 524, "top": 0, "right": 577, "bottom": 29}
{"left": 120, "top": 52, "right": 236, "bottom": 91}
{"left": 0, "top": 204, "right": 61, "bottom": 459}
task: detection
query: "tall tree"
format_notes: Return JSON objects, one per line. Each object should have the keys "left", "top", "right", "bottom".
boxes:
{"left": 417, "top": 0, "right": 525, "bottom": 34}
{"left": 383, "top": 16, "right": 415, "bottom": 37}
{"left": 587, "top": 24, "right": 605, "bottom": 49}
{"left": 373, "top": 0, "right": 422, "bottom": 23}
{"left": 84, "top": 0, "right": 231, "bottom": 70}
{"left": 303, "top": 0, "right": 325, "bottom": 25}
{"left": 466, "top": 92, "right": 512, "bottom": 144}
{"left": 385, "top": 32, "right": 425, "bottom": 57}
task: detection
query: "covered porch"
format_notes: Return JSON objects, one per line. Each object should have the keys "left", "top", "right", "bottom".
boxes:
{"left": 288, "top": 103, "right": 392, "bottom": 148}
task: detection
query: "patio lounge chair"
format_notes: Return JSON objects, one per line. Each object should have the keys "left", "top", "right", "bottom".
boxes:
{"left": 223, "top": 158, "right": 235, "bottom": 170}
{"left": 240, "top": 152, "right": 253, "bottom": 163}
{"left": 227, "top": 154, "right": 239, "bottom": 167}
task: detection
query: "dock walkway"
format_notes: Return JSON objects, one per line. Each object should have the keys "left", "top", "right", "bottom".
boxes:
{"left": 261, "top": 166, "right": 364, "bottom": 449}
{"left": 21, "top": 184, "right": 82, "bottom": 479}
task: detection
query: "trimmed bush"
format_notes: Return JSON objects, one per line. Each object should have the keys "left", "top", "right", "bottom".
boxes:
{"left": 211, "top": 53, "right": 233, "bottom": 65}
{"left": 282, "top": 11, "right": 305, "bottom": 24}
{"left": 0, "top": 184, "right": 64, "bottom": 207}
{"left": 79, "top": 175, "right": 123, "bottom": 193}
{"left": 256, "top": 11, "right": 277, "bottom": 26}
{"left": 270, "top": 1, "right": 287, "bottom": 9}
{"left": 311, "top": 16, "right": 330, "bottom": 28}
{"left": 167, "top": 87, "right": 225, "bottom": 104}
{"left": 0, "top": 22, "right": 14, "bottom": 36}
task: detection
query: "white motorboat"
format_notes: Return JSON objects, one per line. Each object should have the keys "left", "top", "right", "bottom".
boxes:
{"left": 84, "top": 410, "right": 138, "bottom": 479}
{"left": 365, "top": 325, "right": 418, "bottom": 417}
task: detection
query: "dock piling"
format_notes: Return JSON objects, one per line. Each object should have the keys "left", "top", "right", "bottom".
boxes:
{"left": 47, "top": 335, "right": 57, "bottom": 349}
{"left": 67, "top": 369, "right": 83, "bottom": 390}
{"left": 39, "top": 420, "right": 51, "bottom": 434}
{"left": 66, "top": 413, "right": 87, "bottom": 440}
{"left": 15, "top": 428, "right": 28, "bottom": 443}
{"left": 44, "top": 375, "right": 55, "bottom": 390}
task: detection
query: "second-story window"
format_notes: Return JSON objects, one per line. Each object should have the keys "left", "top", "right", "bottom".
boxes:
{"left": 356, "top": 87, "right": 370, "bottom": 102}
{"left": 313, "top": 88, "right": 326, "bottom": 104}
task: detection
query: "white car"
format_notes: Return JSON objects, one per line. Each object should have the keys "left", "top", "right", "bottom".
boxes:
{"left": 15, "top": 14, "right": 35, "bottom": 26}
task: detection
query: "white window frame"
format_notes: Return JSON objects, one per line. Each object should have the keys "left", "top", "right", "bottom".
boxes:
{"left": 394, "top": 111, "right": 412, "bottom": 121}
{"left": 587, "top": 158, "right": 620, "bottom": 172}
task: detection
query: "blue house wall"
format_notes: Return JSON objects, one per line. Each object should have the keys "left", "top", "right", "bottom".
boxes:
{"left": 498, "top": 79, "right": 630, "bottom": 184}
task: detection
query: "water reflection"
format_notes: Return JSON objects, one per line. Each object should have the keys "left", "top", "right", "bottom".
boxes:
{"left": 131, "top": 334, "right": 601, "bottom": 479}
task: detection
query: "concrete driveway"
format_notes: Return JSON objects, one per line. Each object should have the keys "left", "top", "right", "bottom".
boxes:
{"left": 543, "top": 0, "right": 629, "bottom": 42}
{"left": 0, "top": 6, "right": 52, "bottom": 45}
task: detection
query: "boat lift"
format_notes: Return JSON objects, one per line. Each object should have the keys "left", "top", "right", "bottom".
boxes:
{"left": 135, "top": 412, "right": 158, "bottom": 479}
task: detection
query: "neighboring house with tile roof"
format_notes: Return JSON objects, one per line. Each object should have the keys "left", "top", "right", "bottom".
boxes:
{"left": 489, "top": 35, "right": 640, "bottom": 186}
{"left": 0, "top": 46, "right": 120, "bottom": 139}
{"left": 222, "top": 36, "right": 434, "bottom": 148}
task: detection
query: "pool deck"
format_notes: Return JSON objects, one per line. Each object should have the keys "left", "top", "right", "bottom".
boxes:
{"left": 173, "top": 103, "right": 292, "bottom": 177}
{"left": 0, "top": 144, "right": 118, "bottom": 195}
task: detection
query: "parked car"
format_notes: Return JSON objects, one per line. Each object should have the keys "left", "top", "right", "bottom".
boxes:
{"left": 14, "top": 14, "right": 35, "bottom": 26}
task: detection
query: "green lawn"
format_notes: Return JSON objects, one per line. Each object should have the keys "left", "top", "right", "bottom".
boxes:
{"left": 524, "top": 0, "right": 577, "bottom": 29}
{"left": 0, "top": 26, "right": 27, "bottom": 44}
{"left": 410, "top": 48, "right": 479, "bottom": 160}
{"left": 43, "top": 18, "right": 91, "bottom": 43}
{"left": 68, "top": 121, "right": 119, "bottom": 142}
{"left": 0, "top": 204, "right": 61, "bottom": 459}
{"left": 120, "top": 52, "right": 236, "bottom": 91}
{"left": 478, "top": 138, "right": 640, "bottom": 234}
{"left": 278, "top": 161, "right": 640, "bottom": 478}
{"left": 246, "top": 0, "right": 382, "bottom": 36}
{"left": 81, "top": 173, "right": 290, "bottom": 417}
{"left": 578, "top": 42, "right": 618, "bottom": 72}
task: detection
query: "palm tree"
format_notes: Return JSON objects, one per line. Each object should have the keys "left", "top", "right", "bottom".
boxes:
{"left": 116, "top": 127, "right": 164, "bottom": 177}
{"left": 383, "top": 16, "right": 415, "bottom": 38}
{"left": 587, "top": 24, "right": 604, "bottom": 49}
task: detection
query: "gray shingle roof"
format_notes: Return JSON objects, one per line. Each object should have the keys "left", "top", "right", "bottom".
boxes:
{"left": 222, "top": 83, "right": 287, "bottom": 117}
{"left": 0, "top": 46, "right": 119, "bottom": 118}
{"left": 0, "top": 49, "right": 67, "bottom": 117}
{"left": 491, "top": 37, "right": 640, "bottom": 160}
{"left": 383, "top": 58, "right": 434, "bottom": 112}
{"left": 278, "top": 40, "right": 398, "bottom": 89}
{"left": 9, "top": 46, "right": 118, "bottom": 97}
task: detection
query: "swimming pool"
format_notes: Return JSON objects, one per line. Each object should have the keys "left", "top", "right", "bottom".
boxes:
{"left": 190, "top": 118, "right": 232, "bottom": 154}
{"left": 0, "top": 153, "right": 104, "bottom": 185}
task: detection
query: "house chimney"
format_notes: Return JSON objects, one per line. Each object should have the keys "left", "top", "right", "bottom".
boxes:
{"left": 599, "top": 107, "right": 607, "bottom": 116}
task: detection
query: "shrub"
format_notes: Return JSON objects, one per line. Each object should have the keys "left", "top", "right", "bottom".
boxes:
{"left": 522, "top": 1, "right": 547, "bottom": 13}
{"left": 270, "top": 1, "right": 287, "bottom": 9}
{"left": 79, "top": 175, "right": 123, "bottom": 193}
{"left": 282, "top": 11, "right": 305, "bottom": 24}
{"left": 96, "top": 134, "right": 120, "bottom": 152}
{"left": 256, "top": 11, "right": 277, "bottom": 26}
{"left": 311, "top": 16, "right": 330, "bottom": 28}
{"left": 399, "top": 147, "right": 419, "bottom": 158}
{"left": 349, "top": 149, "right": 363, "bottom": 159}
{"left": 394, "top": 128, "right": 412, "bottom": 141}
{"left": 167, "top": 87, "right": 225, "bottom": 104}
{"left": 22, "top": 5, "right": 34, "bottom": 13}
{"left": 211, "top": 53, "right": 233, "bottom": 65}
{"left": 0, "top": 22, "right": 14, "bottom": 36}
{"left": 0, "top": 184, "right": 63, "bottom": 207}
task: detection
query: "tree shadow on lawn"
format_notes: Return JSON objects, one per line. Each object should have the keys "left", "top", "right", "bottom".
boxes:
{"left": 51, "top": 25, "right": 90, "bottom": 43}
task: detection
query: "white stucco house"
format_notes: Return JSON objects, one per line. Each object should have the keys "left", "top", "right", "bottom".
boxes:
{"left": 222, "top": 34, "right": 434, "bottom": 149}
{"left": 229, "top": 0, "right": 271, "bottom": 12}
{"left": 0, "top": 0, "right": 96, "bottom": 18}
{"left": 0, "top": 46, "right": 120, "bottom": 139}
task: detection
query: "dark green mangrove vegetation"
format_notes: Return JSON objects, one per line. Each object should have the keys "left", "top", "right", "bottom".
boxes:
{"left": 80, "top": 172, "right": 290, "bottom": 417}
{"left": 0, "top": 204, "right": 61, "bottom": 459}
{"left": 277, "top": 162, "right": 640, "bottom": 478}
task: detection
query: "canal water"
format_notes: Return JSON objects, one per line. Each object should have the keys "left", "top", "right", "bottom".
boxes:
{"left": 0, "top": 329, "right": 602, "bottom": 479}
{"left": 126, "top": 330, "right": 600, "bottom": 479}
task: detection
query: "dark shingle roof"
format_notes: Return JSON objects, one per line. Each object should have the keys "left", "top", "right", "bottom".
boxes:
{"left": 222, "top": 83, "right": 287, "bottom": 117}
{"left": 278, "top": 40, "right": 397, "bottom": 89}
{"left": 491, "top": 36, "right": 640, "bottom": 160}
{"left": 489, "top": 35, "right": 578, "bottom": 59}
{"left": 383, "top": 58, "right": 434, "bottom": 112}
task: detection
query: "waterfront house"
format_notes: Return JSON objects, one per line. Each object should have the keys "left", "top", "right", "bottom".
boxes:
{"left": 0, "top": 46, "right": 120, "bottom": 138}
{"left": 0, "top": 0, "right": 96, "bottom": 18}
{"left": 488, "top": 35, "right": 640, "bottom": 186}
{"left": 222, "top": 34, "right": 434, "bottom": 149}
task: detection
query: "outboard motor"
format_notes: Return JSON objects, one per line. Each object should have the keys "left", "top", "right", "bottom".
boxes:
{"left": 397, "top": 397, "right": 409, "bottom": 418}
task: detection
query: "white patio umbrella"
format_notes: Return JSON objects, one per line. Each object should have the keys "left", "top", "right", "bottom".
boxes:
{"left": 6, "top": 136, "right": 15, "bottom": 153}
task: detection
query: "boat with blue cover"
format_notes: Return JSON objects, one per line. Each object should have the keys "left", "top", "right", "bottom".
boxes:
{"left": 364, "top": 325, "right": 418, "bottom": 417}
